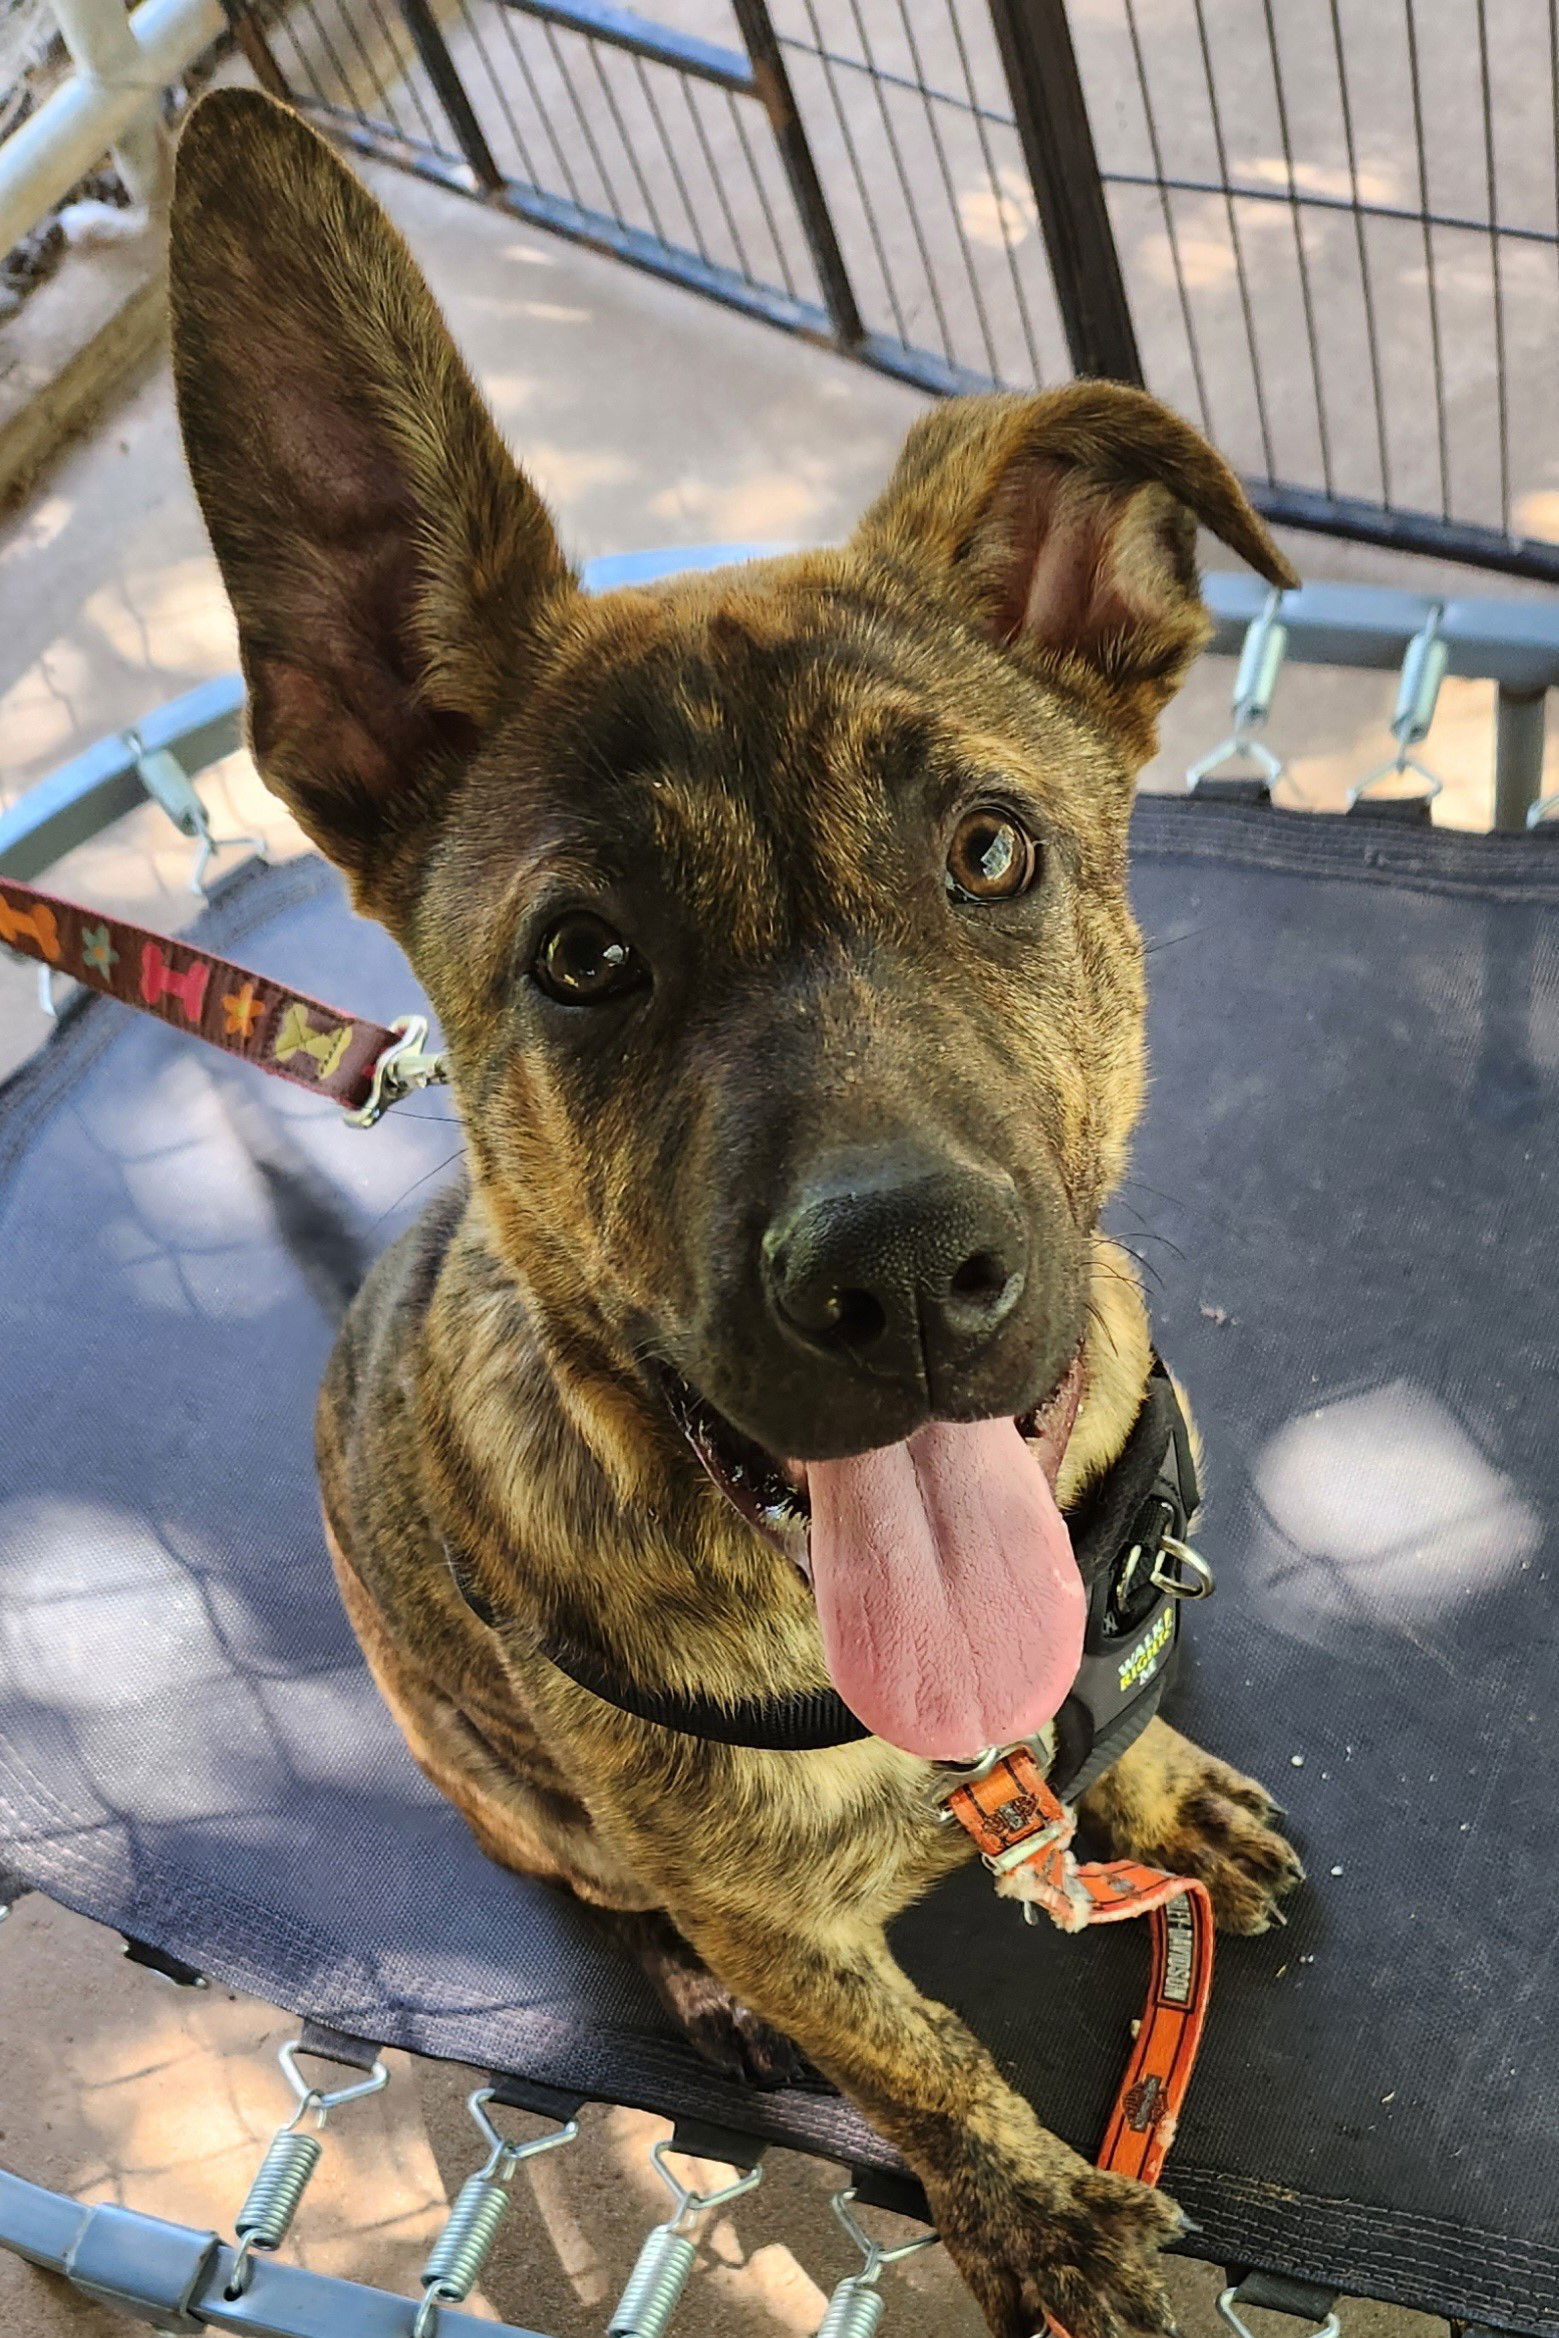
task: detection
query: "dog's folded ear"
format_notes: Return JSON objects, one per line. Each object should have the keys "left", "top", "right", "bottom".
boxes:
{"left": 857, "top": 385, "right": 1298, "bottom": 755}
{"left": 170, "top": 89, "right": 576, "bottom": 922}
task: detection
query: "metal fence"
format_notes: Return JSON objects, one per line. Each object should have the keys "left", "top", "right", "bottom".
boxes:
{"left": 226, "top": 0, "right": 1559, "bottom": 584}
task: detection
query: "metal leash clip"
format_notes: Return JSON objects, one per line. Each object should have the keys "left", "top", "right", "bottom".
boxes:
{"left": 1349, "top": 604, "right": 1448, "bottom": 809}
{"left": 346, "top": 1013, "right": 451, "bottom": 1128}
{"left": 812, "top": 2186, "right": 938, "bottom": 2336}
{"left": 1187, "top": 588, "right": 1292, "bottom": 798}
{"left": 933, "top": 1728, "right": 1057, "bottom": 1827}
{"left": 607, "top": 2138, "right": 763, "bottom": 2337}
{"left": 224, "top": 2038, "right": 388, "bottom": 2299}
{"left": 413, "top": 2088, "right": 579, "bottom": 2337}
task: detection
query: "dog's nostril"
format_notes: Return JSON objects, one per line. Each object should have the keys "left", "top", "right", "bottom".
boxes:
{"left": 820, "top": 1287, "right": 888, "bottom": 1346}
{"left": 949, "top": 1249, "right": 1008, "bottom": 1301}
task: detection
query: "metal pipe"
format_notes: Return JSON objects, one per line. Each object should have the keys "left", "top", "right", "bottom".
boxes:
{"left": 1202, "top": 577, "right": 1559, "bottom": 692}
{"left": 47, "top": 0, "right": 169, "bottom": 210}
{"left": 1494, "top": 687, "right": 1548, "bottom": 832}
{"left": 0, "top": 0, "right": 222, "bottom": 256}
{"left": 499, "top": 0, "right": 755, "bottom": 94}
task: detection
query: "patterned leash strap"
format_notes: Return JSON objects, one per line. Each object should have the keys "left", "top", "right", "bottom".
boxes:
{"left": 0, "top": 874, "right": 446, "bottom": 1126}
{"left": 943, "top": 1745, "right": 1214, "bottom": 2329}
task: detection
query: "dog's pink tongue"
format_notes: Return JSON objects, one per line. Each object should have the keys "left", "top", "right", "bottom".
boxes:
{"left": 806, "top": 1417, "right": 1086, "bottom": 1760}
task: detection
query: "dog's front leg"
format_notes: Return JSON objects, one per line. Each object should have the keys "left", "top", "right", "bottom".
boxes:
{"left": 666, "top": 1900, "right": 1179, "bottom": 2338}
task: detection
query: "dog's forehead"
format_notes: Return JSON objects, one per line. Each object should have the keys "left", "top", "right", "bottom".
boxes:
{"left": 553, "top": 585, "right": 920, "bottom": 781}
{"left": 529, "top": 585, "right": 945, "bottom": 942}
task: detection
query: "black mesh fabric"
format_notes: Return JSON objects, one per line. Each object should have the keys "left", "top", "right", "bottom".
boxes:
{"left": 1, "top": 806, "right": 1556, "bottom": 2333}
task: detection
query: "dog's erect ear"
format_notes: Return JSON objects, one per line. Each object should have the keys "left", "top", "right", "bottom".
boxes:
{"left": 171, "top": 90, "right": 576, "bottom": 919}
{"left": 857, "top": 384, "right": 1298, "bottom": 753}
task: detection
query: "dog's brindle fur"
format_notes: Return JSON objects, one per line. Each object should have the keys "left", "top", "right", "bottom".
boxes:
{"left": 171, "top": 89, "right": 1304, "bottom": 2337}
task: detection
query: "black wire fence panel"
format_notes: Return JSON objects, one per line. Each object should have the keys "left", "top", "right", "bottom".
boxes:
{"left": 240, "top": 0, "right": 1559, "bottom": 579}
{"left": 1078, "top": 0, "right": 1559, "bottom": 571}
{"left": 766, "top": 1, "right": 1074, "bottom": 389}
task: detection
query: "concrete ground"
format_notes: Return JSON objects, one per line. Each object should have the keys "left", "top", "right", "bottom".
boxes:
{"left": 0, "top": 122, "right": 1526, "bottom": 2337}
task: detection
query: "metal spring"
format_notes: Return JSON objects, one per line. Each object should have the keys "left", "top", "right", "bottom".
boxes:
{"left": 235, "top": 2128, "right": 321, "bottom": 2252}
{"left": 607, "top": 2221, "right": 698, "bottom": 2338}
{"left": 421, "top": 2173, "right": 509, "bottom": 2303}
{"left": 815, "top": 2273, "right": 886, "bottom": 2338}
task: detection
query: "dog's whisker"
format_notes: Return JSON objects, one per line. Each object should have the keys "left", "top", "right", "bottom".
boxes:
{"left": 1143, "top": 923, "right": 1210, "bottom": 955}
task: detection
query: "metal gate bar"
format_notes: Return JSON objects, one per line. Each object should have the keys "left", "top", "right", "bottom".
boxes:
{"left": 727, "top": 0, "right": 864, "bottom": 352}
{"left": 986, "top": 0, "right": 1140, "bottom": 384}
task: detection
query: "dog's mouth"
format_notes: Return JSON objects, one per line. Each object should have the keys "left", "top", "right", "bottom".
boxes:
{"left": 660, "top": 1370, "right": 814, "bottom": 1575}
{"left": 659, "top": 1358, "right": 1087, "bottom": 1761}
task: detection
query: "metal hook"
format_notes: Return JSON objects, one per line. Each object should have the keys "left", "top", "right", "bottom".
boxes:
{"left": 829, "top": 2188, "right": 939, "bottom": 2283}
{"left": 1218, "top": 2291, "right": 1341, "bottom": 2338}
{"left": 1187, "top": 589, "right": 1293, "bottom": 796}
{"left": 607, "top": 2141, "right": 763, "bottom": 2337}
{"left": 124, "top": 729, "right": 266, "bottom": 896}
{"left": 465, "top": 2085, "right": 580, "bottom": 2183}
{"left": 648, "top": 2138, "right": 763, "bottom": 2234}
{"left": 811, "top": 2190, "right": 938, "bottom": 2334}
{"left": 276, "top": 2038, "right": 389, "bottom": 2126}
{"left": 344, "top": 1013, "right": 450, "bottom": 1128}
{"left": 1349, "top": 605, "right": 1448, "bottom": 808}
{"left": 412, "top": 2090, "right": 578, "bottom": 2337}
{"left": 224, "top": 2039, "right": 389, "bottom": 2299}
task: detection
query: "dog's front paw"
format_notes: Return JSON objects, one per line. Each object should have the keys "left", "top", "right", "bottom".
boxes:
{"left": 934, "top": 2153, "right": 1181, "bottom": 2338}
{"left": 1147, "top": 1755, "right": 1303, "bottom": 1936}
{"left": 1084, "top": 1730, "right": 1304, "bottom": 1936}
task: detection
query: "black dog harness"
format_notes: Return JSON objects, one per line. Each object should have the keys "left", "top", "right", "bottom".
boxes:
{"left": 447, "top": 1358, "right": 1204, "bottom": 1794}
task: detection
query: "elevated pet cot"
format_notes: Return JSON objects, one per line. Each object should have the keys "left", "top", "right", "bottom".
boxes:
{"left": 0, "top": 549, "right": 1556, "bottom": 2338}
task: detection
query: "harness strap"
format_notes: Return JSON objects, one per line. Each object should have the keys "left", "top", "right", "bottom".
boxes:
{"left": 536, "top": 1614, "right": 871, "bottom": 1750}
{"left": 945, "top": 1744, "right": 1212, "bottom": 2213}
{"left": 0, "top": 874, "right": 443, "bottom": 1124}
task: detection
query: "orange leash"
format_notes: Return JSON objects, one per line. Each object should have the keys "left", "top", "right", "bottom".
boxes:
{"left": 944, "top": 1744, "right": 1213, "bottom": 2327}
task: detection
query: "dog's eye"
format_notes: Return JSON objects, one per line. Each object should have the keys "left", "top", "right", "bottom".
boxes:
{"left": 945, "top": 807, "right": 1040, "bottom": 903}
{"left": 533, "top": 912, "right": 646, "bottom": 1005}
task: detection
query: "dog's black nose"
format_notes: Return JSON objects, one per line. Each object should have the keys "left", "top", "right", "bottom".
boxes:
{"left": 763, "top": 1149, "right": 1028, "bottom": 1388}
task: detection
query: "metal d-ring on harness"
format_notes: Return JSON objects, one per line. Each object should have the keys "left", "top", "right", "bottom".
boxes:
{"left": 412, "top": 2088, "right": 579, "bottom": 2337}
{"left": 607, "top": 2139, "right": 764, "bottom": 2337}
{"left": 224, "top": 2038, "right": 389, "bottom": 2298}
{"left": 812, "top": 2187, "right": 938, "bottom": 2337}
{"left": 1149, "top": 1531, "right": 1214, "bottom": 1600}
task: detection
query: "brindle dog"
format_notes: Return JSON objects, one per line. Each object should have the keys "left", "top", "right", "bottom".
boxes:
{"left": 171, "top": 88, "right": 1304, "bottom": 2337}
